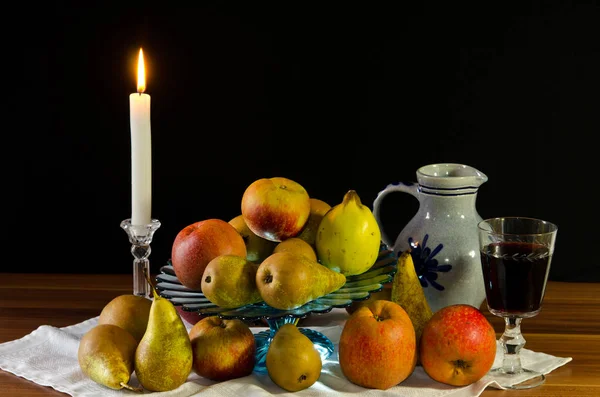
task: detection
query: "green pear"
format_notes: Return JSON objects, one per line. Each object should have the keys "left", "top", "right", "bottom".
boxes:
{"left": 78, "top": 324, "right": 141, "bottom": 391}
{"left": 256, "top": 251, "right": 346, "bottom": 310}
{"left": 134, "top": 287, "right": 193, "bottom": 391}
{"left": 201, "top": 254, "right": 263, "bottom": 308}
{"left": 266, "top": 323, "right": 322, "bottom": 391}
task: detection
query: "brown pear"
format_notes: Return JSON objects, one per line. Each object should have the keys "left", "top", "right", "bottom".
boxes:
{"left": 98, "top": 294, "right": 152, "bottom": 343}
{"left": 266, "top": 323, "right": 322, "bottom": 391}
{"left": 78, "top": 324, "right": 141, "bottom": 391}
{"left": 256, "top": 251, "right": 346, "bottom": 310}
{"left": 201, "top": 254, "right": 263, "bottom": 308}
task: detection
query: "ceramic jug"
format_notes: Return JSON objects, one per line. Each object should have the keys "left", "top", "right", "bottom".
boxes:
{"left": 372, "top": 163, "right": 488, "bottom": 313}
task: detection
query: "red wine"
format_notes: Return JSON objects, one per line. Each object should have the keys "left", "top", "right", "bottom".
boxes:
{"left": 480, "top": 241, "right": 552, "bottom": 317}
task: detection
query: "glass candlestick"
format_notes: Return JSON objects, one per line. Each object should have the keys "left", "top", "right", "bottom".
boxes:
{"left": 120, "top": 218, "right": 161, "bottom": 298}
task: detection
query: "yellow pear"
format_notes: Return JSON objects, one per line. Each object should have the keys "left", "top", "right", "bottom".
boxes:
{"left": 296, "top": 198, "right": 332, "bottom": 246}
{"left": 256, "top": 251, "right": 346, "bottom": 310}
{"left": 391, "top": 250, "right": 433, "bottom": 356}
{"left": 78, "top": 324, "right": 141, "bottom": 391}
{"left": 134, "top": 287, "right": 193, "bottom": 391}
{"left": 201, "top": 254, "right": 263, "bottom": 308}
{"left": 266, "top": 324, "right": 322, "bottom": 391}
{"left": 229, "top": 214, "right": 278, "bottom": 263}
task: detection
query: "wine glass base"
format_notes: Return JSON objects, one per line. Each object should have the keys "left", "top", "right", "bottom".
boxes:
{"left": 489, "top": 367, "right": 546, "bottom": 390}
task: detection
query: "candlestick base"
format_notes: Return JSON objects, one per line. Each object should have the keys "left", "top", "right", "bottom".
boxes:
{"left": 120, "top": 219, "right": 161, "bottom": 299}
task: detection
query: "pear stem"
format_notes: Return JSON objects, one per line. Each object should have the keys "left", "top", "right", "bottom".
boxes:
{"left": 142, "top": 266, "right": 159, "bottom": 299}
{"left": 120, "top": 382, "right": 143, "bottom": 392}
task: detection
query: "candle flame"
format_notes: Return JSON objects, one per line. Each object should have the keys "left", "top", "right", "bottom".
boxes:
{"left": 137, "top": 48, "right": 146, "bottom": 93}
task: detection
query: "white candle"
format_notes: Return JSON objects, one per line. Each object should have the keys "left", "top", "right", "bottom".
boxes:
{"left": 130, "top": 48, "right": 152, "bottom": 225}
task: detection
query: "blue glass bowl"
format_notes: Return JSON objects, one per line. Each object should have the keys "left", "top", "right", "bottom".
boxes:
{"left": 155, "top": 242, "right": 397, "bottom": 373}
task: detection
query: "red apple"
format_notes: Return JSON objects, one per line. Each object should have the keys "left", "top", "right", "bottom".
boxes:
{"left": 420, "top": 304, "right": 497, "bottom": 386}
{"left": 189, "top": 316, "right": 256, "bottom": 381}
{"left": 339, "top": 299, "right": 417, "bottom": 390}
{"left": 241, "top": 177, "right": 311, "bottom": 242}
{"left": 171, "top": 219, "right": 247, "bottom": 291}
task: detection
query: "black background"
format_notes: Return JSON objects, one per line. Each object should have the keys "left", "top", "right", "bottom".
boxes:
{"left": 7, "top": 3, "right": 600, "bottom": 282}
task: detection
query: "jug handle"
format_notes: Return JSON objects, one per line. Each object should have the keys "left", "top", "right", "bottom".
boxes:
{"left": 372, "top": 182, "right": 420, "bottom": 249}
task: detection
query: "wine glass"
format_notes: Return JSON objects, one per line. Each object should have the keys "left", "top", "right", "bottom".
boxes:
{"left": 477, "top": 217, "right": 558, "bottom": 390}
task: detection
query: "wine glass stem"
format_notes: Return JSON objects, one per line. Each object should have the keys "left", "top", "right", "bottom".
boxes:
{"left": 500, "top": 316, "right": 526, "bottom": 374}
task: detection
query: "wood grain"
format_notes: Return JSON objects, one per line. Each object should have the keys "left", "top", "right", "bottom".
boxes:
{"left": 0, "top": 275, "right": 598, "bottom": 396}
{"left": 480, "top": 282, "right": 600, "bottom": 335}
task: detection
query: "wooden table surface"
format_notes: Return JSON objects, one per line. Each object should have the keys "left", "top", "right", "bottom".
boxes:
{"left": 0, "top": 274, "right": 598, "bottom": 396}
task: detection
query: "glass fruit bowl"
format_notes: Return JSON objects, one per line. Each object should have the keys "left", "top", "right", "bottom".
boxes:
{"left": 155, "top": 242, "right": 397, "bottom": 373}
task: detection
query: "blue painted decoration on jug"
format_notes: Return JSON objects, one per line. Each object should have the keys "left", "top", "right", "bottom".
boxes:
{"left": 408, "top": 234, "right": 452, "bottom": 291}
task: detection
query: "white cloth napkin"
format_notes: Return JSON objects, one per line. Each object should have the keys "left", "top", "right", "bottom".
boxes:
{"left": 0, "top": 316, "right": 571, "bottom": 397}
